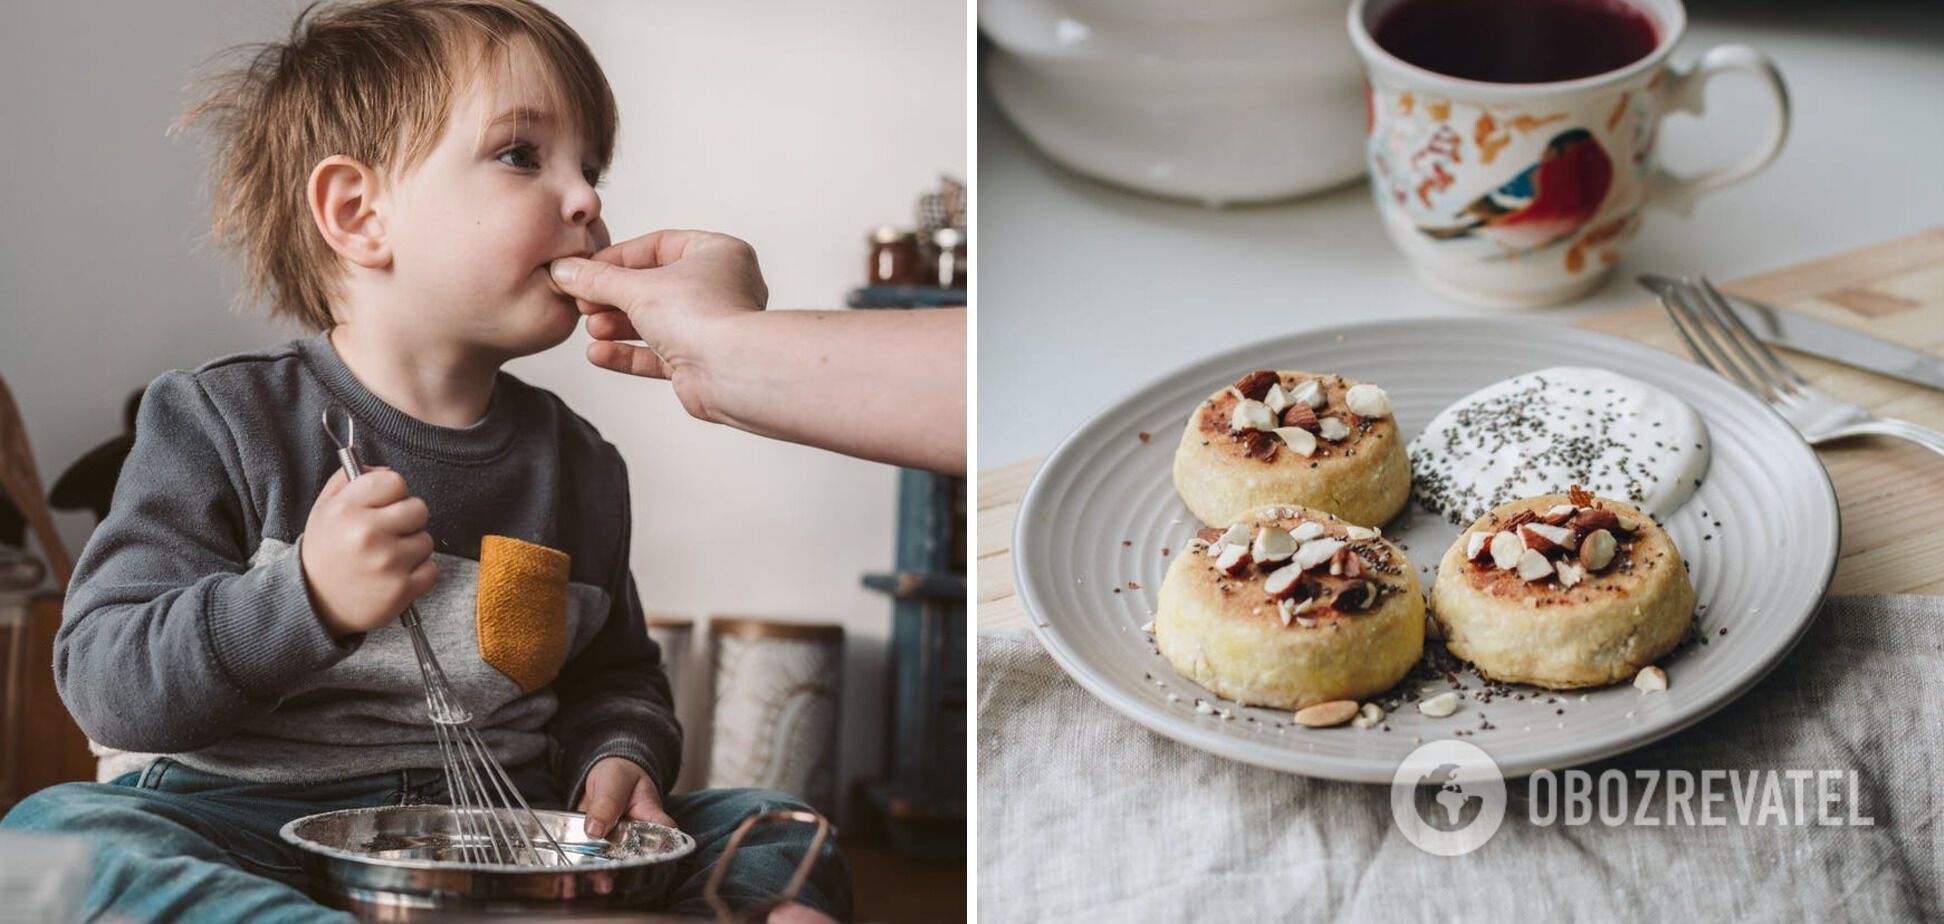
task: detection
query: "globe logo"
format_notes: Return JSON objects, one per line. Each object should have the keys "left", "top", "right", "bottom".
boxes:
{"left": 1416, "top": 762, "right": 1485, "bottom": 831}
{"left": 1390, "top": 740, "right": 1506, "bottom": 855}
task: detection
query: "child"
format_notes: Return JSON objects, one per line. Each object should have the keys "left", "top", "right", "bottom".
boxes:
{"left": 0, "top": 2, "right": 849, "bottom": 921}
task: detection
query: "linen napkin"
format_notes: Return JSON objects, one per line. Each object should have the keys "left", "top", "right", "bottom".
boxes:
{"left": 977, "top": 595, "right": 1941, "bottom": 922}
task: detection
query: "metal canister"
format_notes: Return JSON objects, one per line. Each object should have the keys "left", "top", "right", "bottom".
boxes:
{"left": 645, "top": 614, "right": 708, "bottom": 793}
{"left": 705, "top": 617, "right": 844, "bottom": 813}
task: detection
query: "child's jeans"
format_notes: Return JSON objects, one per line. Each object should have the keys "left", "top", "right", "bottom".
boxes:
{"left": 0, "top": 757, "right": 851, "bottom": 923}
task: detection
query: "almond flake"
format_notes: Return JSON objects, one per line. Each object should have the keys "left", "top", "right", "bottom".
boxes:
{"left": 1273, "top": 426, "right": 1318, "bottom": 457}
{"left": 1264, "top": 562, "right": 1305, "bottom": 599}
{"left": 1555, "top": 560, "right": 1586, "bottom": 588}
{"left": 1252, "top": 527, "right": 1298, "bottom": 565}
{"left": 1293, "top": 700, "right": 1360, "bottom": 728}
{"left": 1572, "top": 507, "right": 1625, "bottom": 537}
{"left": 1293, "top": 538, "right": 1345, "bottom": 571}
{"left": 1516, "top": 548, "right": 1553, "bottom": 582}
{"left": 1343, "top": 524, "right": 1380, "bottom": 541}
{"left": 1418, "top": 692, "right": 1461, "bottom": 717}
{"left": 1240, "top": 430, "right": 1277, "bottom": 460}
{"left": 1317, "top": 416, "right": 1351, "bottom": 442}
{"left": 1263, "top": 383, "right": 1293, "bottom": 414}
{"left": 1290, "top": 378, "right": 1326, "bottom": 409}
{"left": 1489, "top": 531, "right": 1525, "bottom": 570}
{"left": 1278, "top": 596, "right": 1316, "bottom": 624}
{"left": 1233, "top": 370, "right": 1279, "bottom": 400}
{"left": 1217, "top": 543, "right": 1253, "bottom": 576}
{"left": 1332, "top": 547, "right": 1366, "bottom": 579}
{"left": 1634, "top": 665, "right": 1668, "bottom": 692}
{"left": 1465, "top": 530, "right": 1491, "bottom": 562}
{"left": 1580, "top": 529, "right": 1618, "bottom": 571}
{"left": 1291, "top": 522, "right": 1327, "bottom": 542}
{"left": 1280, "top": 403, "right": 1320, "bottom": 432}
{"left": 1343, "top": 383, "right": 1391, "bottom": 419}
{"left": 1231, "top": 399, "right": 1276, "bottom": 432}
{"left": 1521, "top": 522, "right": 1578, "bottom": 554}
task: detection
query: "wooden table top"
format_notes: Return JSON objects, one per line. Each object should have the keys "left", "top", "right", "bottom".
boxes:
{"left": 979, "top": 228, "right": 1944, "bottom": 631}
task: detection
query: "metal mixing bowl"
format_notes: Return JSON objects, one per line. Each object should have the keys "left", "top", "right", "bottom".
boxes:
{"left": 280, "top": 805, "right": 696, "bottom": 917}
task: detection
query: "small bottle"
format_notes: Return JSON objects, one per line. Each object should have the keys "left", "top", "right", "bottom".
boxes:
{"left": 867, "top": 225, "right": 922, "bottom": 286}
{"left": 931, "top": 227, "right": 967, "bottom": 290}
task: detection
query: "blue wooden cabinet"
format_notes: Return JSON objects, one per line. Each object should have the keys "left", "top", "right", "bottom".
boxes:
{"left": 858, "top": 466, "right": 966, "bottom": 860}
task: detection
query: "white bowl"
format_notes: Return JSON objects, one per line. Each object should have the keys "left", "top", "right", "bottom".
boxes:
{"left": 982, "top": 0, "right": 1366, "bottom": 204}
{"left": 985, "top": 48, "right": 1365, "bottom": 205}
{"left": 980, "top": 0, "right": 1345, "bottom": 63}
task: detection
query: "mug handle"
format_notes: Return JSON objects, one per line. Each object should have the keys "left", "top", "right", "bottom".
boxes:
{"left": 1646, "top": 44, "right": 1790, "bottom": 216}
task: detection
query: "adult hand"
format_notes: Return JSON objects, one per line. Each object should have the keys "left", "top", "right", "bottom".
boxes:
{"left": 549, "top": 228, "right": 965, "bottom": 474}
{"left": 549, "top": 230, "right": 767, "bottom": 420}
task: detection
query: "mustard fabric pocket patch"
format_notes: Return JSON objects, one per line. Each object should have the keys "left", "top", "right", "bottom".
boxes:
{"left": 475, "top": 535, "right": 571, "bottom": 693}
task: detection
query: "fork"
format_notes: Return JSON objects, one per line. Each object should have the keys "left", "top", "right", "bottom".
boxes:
{"left": 1646, "top": 274, "right": 1944, "bottom": 459}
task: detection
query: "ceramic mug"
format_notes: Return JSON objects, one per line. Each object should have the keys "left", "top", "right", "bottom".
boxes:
{"left": 1347, "top": 0, "right": 1789, "bottom": 307}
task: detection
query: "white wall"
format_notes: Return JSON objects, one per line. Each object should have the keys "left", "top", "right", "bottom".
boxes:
{"left": 0, "top": 0, "right": 966, "bottom": 815}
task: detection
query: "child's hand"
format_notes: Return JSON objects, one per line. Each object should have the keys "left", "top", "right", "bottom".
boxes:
{"left": 299, "top": 466, "right": 437, "bottom": 638}
{"left": 578, "top": 755, "right": 677, "bottom": 837}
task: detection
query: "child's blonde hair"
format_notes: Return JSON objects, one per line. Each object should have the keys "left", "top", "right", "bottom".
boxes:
{"left": 179, "top": 0, "right": 616, "bottom": 331}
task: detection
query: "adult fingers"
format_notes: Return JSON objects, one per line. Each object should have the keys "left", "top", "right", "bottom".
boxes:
{"left": 589, "top": 228, "right": 707, "bottom": 271}
{"left": 549, "top": 256, "right": 649, "bottom": 310}
{"left": 586, "top": 340, "right": 669, "bottom": 380}
{"left": 583, "top": 308, "right": 640, "bottom": 342}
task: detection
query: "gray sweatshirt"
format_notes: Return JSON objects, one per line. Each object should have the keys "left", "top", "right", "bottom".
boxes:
{"left": 57, "top": 333, "right": 680, "bottom": 805}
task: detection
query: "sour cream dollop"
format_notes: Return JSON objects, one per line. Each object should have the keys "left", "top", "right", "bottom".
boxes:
{"left": 1408, "top": 366, "right": 1710, "bottom": 525}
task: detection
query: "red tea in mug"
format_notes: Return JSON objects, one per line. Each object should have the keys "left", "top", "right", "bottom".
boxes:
{"left": 1375, "top": 0, "right": 1660, "bottom": 84}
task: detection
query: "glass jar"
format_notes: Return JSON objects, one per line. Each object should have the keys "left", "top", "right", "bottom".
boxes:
{"left": 866, "top": 225, "right": 923, "bottom": 286}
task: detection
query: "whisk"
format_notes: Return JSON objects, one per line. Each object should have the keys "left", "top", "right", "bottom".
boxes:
{"left": 321, "top": 405, "right": 571, "bottom": 868}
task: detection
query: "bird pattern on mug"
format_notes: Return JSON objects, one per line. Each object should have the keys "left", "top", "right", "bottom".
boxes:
{"left": 1370, "top": 89, "right": 1651, "bottom": 273}
{"left": 1419, "top": 128, "right": 1613, "bottom": 254}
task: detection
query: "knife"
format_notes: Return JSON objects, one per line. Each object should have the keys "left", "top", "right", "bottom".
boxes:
{"left": 1637, "top": 274, "right": 1944, "bottom": 392}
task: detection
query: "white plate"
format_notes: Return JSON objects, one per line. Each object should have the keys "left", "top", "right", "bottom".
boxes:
{"left": 1012, "top": 319, "right": 1839, "bottom": 782}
